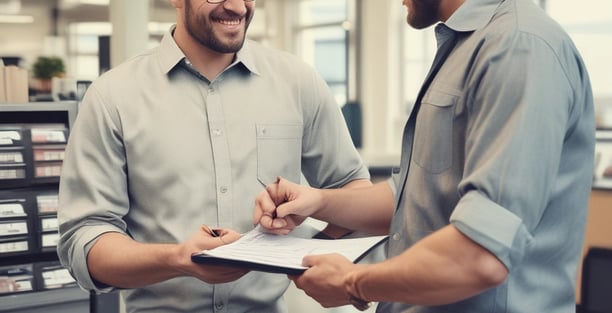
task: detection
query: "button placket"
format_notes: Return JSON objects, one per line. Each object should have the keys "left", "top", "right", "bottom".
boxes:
{"left": 204, "top": 83, "right": 233, "bottom": 226}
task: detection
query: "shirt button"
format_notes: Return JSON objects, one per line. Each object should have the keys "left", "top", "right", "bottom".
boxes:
{"left": 208, "top": 88, "right": 215, "bottom": 94}
{"left": 392, "top": 233, "right": 400, "bottom": 241}
{"left": 213, "top": 129, "right": 222, "bottom": 136}
{"left": 220, "top": 186, "right": 228, "bottom": 193}
{"left": 215, "top": 302, "right": 224, "bottom": 310}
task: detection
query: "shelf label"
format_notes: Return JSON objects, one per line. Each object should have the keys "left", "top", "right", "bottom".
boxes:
{"left": 0, "top": 221, "right": 28, "bottom": 236}
{"left": 0, "top": 203, "right": 25, "bottom": 217}
{"left": 0, "top": 240, "right": 28, "bottom": 253}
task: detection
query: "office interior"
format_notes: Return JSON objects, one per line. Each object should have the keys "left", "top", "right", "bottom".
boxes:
{"left": 1, "top": 0, "right": 611, "bottom": 312}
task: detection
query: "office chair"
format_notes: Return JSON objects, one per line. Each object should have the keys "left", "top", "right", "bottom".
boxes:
{"left": 581, "top": 247, "right": 612, "bottom": 313}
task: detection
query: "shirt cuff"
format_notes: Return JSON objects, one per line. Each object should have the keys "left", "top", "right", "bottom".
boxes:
{"left": 67, "top": 225, "right": 125, "bottom": 292}
{"left": 450, "top": 190, "right": 534, "bottom": 271}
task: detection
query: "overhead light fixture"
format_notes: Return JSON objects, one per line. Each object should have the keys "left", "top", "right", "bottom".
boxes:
{"left": 0, "top": 0, "right": 21, "bottom": 14}
{"left": 0, "top": 14, "right": 33, "bottom": 23}
{"left": 60, "top": 0, "right": 109, "bottom": 8}
{"left": 79, "top": 0, "right": 109, "bottom": 4}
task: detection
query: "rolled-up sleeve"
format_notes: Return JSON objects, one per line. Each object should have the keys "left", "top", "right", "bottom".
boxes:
{"left": 450, "top": 31, "right": 576, "bottom": 271}
{"left": 451, "top": 191, "right": 533, "bottom": 268}
{"left": 57, "top": 81, "right": 129, "bottom": 292}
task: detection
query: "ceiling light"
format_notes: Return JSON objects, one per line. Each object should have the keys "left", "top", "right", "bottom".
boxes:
{"left": 0, "top": 14, "right": 33, "bottom": 23}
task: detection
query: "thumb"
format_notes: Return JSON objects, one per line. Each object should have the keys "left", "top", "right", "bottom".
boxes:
{"left": 301, "top": 254, "right": 322, "bottom": 267}
{"left": 274, "top": 200, "right": 300, "bottom": 218}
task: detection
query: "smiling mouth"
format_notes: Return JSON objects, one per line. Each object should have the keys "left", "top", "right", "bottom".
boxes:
{"left": 213, "top": 18, "right": 241, "bottom": 26}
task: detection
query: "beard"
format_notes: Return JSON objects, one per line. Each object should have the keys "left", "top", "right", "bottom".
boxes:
{"left": 184, "top": 1, "right": 254, "bottom": 53}
{"left": 407, "top": 0, "right": 441, "bottom": 29}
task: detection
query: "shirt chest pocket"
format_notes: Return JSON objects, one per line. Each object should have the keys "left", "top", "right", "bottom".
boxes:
{"left": 413, "top": 89, "right": 459, "bottom": 174}
{"left": 256, "top": 124, "right": 303, "bottom": 186}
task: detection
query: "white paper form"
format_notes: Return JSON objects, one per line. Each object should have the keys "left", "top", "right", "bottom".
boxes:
{"left": 192, "top": 227, "right": 388, "bottom": 274}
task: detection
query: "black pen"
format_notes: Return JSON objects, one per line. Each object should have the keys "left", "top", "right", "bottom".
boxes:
{"left": 201, "top": 224, "right": 219, "bottom": 237}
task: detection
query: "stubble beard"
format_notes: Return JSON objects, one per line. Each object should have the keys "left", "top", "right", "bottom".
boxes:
{"left": 407, "top": 0, "right": 441, "bottom": 29}
{"left": 184, "top": 1, "right": 253, "bottom": 54}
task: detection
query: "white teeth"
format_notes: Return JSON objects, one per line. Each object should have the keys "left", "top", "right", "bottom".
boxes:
{"left": 219, "top": 19, "right": 240, "bottom": 25}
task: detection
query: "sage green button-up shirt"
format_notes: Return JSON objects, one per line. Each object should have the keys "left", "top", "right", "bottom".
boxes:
{"left": 57, "top": 27, "right": 369, "bottom": 313}
{"left": 383, "top": 0, "right": 595, "bottom": 312}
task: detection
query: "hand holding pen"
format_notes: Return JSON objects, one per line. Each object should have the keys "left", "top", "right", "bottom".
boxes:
{"left": 253, "top": 176, "right": 309, "bottom": 235}
{"left": 201, "top": 224, "right": 220, "bottom": 237}
{"left": 180, "top": 225, "right": 247, "bottom": 284}
{"left": 201, "top": 224, "right": 238, "bottom": 245}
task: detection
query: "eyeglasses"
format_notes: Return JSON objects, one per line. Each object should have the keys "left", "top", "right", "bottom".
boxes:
{"left": 206, "top": 0, "right": 255, "bottom": 4}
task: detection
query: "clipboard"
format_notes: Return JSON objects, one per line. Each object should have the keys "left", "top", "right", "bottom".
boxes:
{"left": 191, "top": 227, "right": 388, "bottom": 275}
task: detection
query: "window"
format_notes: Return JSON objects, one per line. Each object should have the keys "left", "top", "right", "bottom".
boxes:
{"left": 394, "top": 10, "right": 437, "bottom": 152}
{"left": 544, "top": 0, "right": 612, "bottom": 129}
{"left": 67, "top": 22, "right": 111, "bottom": 81}
{"left": 308, "top": 26, "right": 347, "bottom": 106}
{"left": 293, "top": 0, "right": 355, "bottom": 107}
{"left": 399, "top": 1, "right": 612, "bottom": 127}
{"left": 400, "top": 21, "right": 435, "bottom": 117}
{"left": 67, "top": 21, "right": 176, "bottom": 81}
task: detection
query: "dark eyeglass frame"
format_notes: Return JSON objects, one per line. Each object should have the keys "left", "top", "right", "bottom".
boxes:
{"left": 206, "top": 0, "right": 255, "bottom": 4}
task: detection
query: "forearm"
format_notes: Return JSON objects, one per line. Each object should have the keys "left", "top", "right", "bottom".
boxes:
{"left": 340, "top": 178, "right": 372, "bottom": 189}
{"left": 346, "top": 225, "right": 508, "bottom": 305}
{"left": 87, "top": 232, "right": 184, "bottom": 288}
{"left": 319, "top": 179, "right": 374, "bottom": 238}
{"left": 314, "top": 181, "right": 394, "bottom": 235}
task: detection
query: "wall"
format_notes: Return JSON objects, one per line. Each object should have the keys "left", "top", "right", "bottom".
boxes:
{"left": 359, "top": 0, "right": 402, "bottom": 166}
{"left": 0, "top": 1, "right": 53, "bottom": 69}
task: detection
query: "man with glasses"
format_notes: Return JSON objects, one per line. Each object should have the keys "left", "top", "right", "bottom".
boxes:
{"left": 57, "top": 0, "right": 371, "bottom": 312}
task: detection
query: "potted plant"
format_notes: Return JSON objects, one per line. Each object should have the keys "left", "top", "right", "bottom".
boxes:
{"left": 32, "top": 56, "right": 65, "bottom": 93}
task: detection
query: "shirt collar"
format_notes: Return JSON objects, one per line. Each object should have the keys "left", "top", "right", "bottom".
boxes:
{"left": 235, "top": 40, "right": 260, "bottom": 76}
{"left": 158, "top": 25, "right": 185, "bottom": 75}
{"left": 444, "top": 0, "right": 504, "bottom": 32}
{"left": 158, "top": 24, "right": 261, "bottom": 77}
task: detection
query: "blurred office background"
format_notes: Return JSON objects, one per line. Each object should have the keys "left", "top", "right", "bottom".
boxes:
{"left": 1, "top": 0, "right": 611, "bottom": 312}
{"left": 2, "top": 0, "right": 610, "bottom": 164}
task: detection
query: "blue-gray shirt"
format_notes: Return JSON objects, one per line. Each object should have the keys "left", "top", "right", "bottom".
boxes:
{"left": 381, "top": 0, "right": 595, "bottom": 312}
{"left": 57, "top": 27, "right": 369, "bottom": 313}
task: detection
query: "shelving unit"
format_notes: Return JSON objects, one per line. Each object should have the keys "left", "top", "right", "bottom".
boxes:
{"left": 0, "top": 101, "right": 93, "bottom": 312}
{"left": 0, "top": 102, "right": 78, "bottom": 129}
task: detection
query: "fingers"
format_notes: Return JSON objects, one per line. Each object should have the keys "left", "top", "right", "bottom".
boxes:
{"left": 301, "top": 254, "right": 322, "bottom": 267}
{"left": 253, "top": 189, "right": 273, "bottom": 226}
{"left": 195, "top": 264, "right": 250, "bottom": 284}
{"left": 218, "top": 229, "right": 244, "bottom": 245}
{"left": 253, "top": 178, "right": 284, "bottom": 226}
{"left": 302, "top": 254, "right": 352, "bottom": 270}
{"left": 253, "top": 176, "right": 307, "bottom": 234}
{"left": 254, "top": 177, "right": 292, "bottom": 231}
{"left": 185, "top": 227, "right": 250, "bottom": 284}
{"left": 198, "top": 227, "right": 242, "bottom": 249}
{"left": 266, "top": 176, "right": 287, "bottom": 206}
{"left": 290, "top": 254, "right": 354, "bottom": 309}
{"left": 266, "top": 177, "right": 299, "bottom": 219}
{"left": 257, "top": 211, "right": 289, "bottom": 233}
